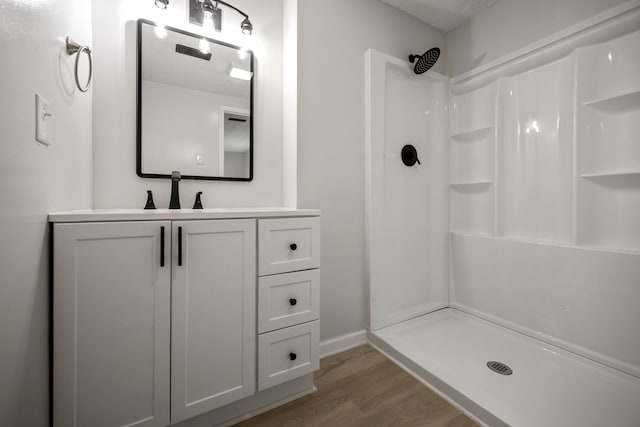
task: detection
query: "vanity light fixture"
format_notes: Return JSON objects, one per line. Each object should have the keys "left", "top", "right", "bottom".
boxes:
{"left": 189, "top": 0, "right": 253, "bottom": 35}
{"left": 153, "top": 0, "right": 169, "bottom": 38}
{"left": 154, "top": 0, "right": 169, "bottom": 9}
{"left": 240, "top": 16, "right": 253, "bottom": 35}
{"left": 201, "top": 0, "right": 218, "bottom": 30}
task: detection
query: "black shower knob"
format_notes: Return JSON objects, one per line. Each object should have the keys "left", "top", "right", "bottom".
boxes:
{"left": 401, "top": 144, "right": 421, "bottom": 167}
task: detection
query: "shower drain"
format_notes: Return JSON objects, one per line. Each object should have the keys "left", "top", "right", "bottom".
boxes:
{"left": 487, "top": 361, "right": 513, "bottom": 375}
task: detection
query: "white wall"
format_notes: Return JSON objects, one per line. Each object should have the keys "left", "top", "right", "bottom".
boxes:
{"left": 446, "top": 0, "right": 631, "bottom": 76}
{"left": 282, "top": 0, "right": 298, "bottom": 208}
{"left": 0, "top": 0, "right": 93, "bottom": 424}
{"left": 296, "top": 0, "right": 446, "bottom": 341}
{"left": 92, "top": 0, "right": 284, "bottom": 209}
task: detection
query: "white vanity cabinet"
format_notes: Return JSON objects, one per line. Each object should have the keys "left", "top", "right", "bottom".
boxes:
{"left": 53, "top": 221, "right": 171, "bottom": 427}
{"left": 170, "top": 220, "right": 255, "bottom": 422}
{"left": 51, "top": 209, "right": 320, "bottom": 427}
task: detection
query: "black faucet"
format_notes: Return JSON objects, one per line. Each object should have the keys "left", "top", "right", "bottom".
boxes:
{"left": 193, "top": 192, "right": 203, "bottom": 209}
{"left": 169, "top": 171, "right": 181, "bottom": 209}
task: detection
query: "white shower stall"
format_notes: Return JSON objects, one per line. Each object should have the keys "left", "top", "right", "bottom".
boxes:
{"left": 366, "top": 3, "right": 640, "bottom": 426}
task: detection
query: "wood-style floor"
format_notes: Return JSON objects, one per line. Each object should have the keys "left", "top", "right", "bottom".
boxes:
{"left": 235, "top": 345, "right": 477, "bottom": 426}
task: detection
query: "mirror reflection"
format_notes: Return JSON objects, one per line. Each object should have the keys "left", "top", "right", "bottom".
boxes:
{"left": 137, "top": 19, "right": 253, "bottom": 180}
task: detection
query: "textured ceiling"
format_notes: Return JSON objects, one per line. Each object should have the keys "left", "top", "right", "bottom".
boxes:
{"left": 380, "top": 0, "right": 500, "bottom": 32}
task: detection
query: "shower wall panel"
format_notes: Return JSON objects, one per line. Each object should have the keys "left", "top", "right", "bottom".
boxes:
{"left": 497, "top": 57, "right": 575, "bottom": 243}
{"left": 366, "top": 50, "right": 449, "bottom": 331}
{"left": 451, "top": 232, "right": 640, "bottom": 378}
{"left": 576, "top": 29, "right": 640, "bottom": 250}
{"left": 450, "top": 28, "right": 640, "bottom": 378}
{"left": 449, "top": 82, "right": 497, "bottom": 236}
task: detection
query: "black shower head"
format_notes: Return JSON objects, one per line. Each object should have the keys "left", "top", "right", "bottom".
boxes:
{"left": 409, "top": 47, "right": 440, "bottom": 74}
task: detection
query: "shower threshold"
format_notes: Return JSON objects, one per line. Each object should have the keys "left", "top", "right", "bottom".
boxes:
{"left": 368, "top": 309, "right": 640, "bottom": 427}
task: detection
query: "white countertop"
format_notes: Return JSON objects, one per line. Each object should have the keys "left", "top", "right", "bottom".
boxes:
{"left": 48, "top": 208, "right": 321, "bottom": 223}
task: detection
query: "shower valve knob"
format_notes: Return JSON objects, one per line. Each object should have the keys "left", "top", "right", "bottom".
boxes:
{"left": 289, "top": 298, "right": 297, "bottom": 306}
{"left": 290, "top": 243, "right": 297, "bottom": 251}
{"left": 401, "top": 144, "right": 420, "bottom": 167}
{"left": 289, "top": 352, "right": 297, "bottom": 361}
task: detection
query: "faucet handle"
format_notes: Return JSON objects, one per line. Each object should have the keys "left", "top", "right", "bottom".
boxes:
{"left": 144, "top": 190, "right": 156, "bottom": 210}
{"left": 193, "top": 192, "right": 203, "bottom": 210}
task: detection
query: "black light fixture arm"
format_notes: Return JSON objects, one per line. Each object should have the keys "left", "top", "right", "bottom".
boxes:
{"left": 208, "top": 0, "right": 248, "bottom": 19}
{"left": 193, "top": 0, "right": 253, "bottom": 35}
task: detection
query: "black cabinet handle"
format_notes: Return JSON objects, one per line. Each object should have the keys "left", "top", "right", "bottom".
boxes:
{"left": 178, "top": 226, "right": 183, "bottom": 266}
{"left": 289, "top": 243, "right": 297, "bottom": 251}
{"left": 289, "top": 352, "right": 297, "bottom": 361}
{"left": 289, "top": 298, "right": 297, "bottom": 306}
{"left": 160, "top": 226, "right": 165, "bottom": 267}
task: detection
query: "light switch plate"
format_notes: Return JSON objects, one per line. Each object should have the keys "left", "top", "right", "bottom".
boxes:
{"left": 35, "top": 94, "right": 52, "bottom": 146}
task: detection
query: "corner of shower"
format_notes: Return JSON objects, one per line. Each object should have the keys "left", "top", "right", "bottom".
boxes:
{"left": 365, "top": 48, "right": 450, "bottom": 332}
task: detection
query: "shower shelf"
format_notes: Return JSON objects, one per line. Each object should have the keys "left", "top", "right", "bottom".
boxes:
{"left": 577, "top": 244, "right": 640, "bottom": 255}
{"left": 449, "top": 230, "right": 495, "bottom": 238}
{"left": 450, "top": 126, "right": 494, "bottom": 142}
{"left": 451, "top": 231, "right": 573, "bottom": 247}
{"left": 580, "top": 171, "right": 640, "bottom": 179}
{"left": 450, "top": 181, "right": 494, "bottom": 188}
{"left": 582, "top": 90, "right": 640, "bottom": 113}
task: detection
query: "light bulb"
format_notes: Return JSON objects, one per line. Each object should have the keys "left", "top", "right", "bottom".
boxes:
{"left": 240, "top": 17, "right": 253, "bottom": 36}
{"left": 202, "top": 9, "right": 214, "bottom": 29}
{"left": 199, "top": 38, "right": 210, "bottom": 54}
{"left": 154, "top": 24, "right": 168, "bottom": 39}
{"left": 237, "top": 47, "right": 249, "bottom": 60}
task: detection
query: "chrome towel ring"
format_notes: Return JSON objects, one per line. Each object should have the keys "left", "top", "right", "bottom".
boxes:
{"left": 65, "top": 37, "right": 93, "bottom": 93}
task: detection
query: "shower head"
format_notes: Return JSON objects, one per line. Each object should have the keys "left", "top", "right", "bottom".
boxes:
{"left": 409, "top": 47, "right": 440, "bottom": 74}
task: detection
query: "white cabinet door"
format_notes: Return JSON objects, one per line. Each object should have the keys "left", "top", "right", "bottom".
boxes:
{"left": 171, "top": 219, "right": 256, "bottom": 422}
{"left": 53, "top": 221, "right": 171, "bottom": 427}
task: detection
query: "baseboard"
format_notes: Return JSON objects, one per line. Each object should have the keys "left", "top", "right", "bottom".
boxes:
{"left": 173, "top": 375, "right": 315, "bottom": 427}
{"left": 219, "top": 385, "right": 317, "bottom": 427}
{"left": 319, "top": 329, "right": 368, "bottom": 358}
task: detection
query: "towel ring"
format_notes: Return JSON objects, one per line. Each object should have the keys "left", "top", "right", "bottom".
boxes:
{"left": 66, "top": 37, "right": 93, "bottom": 93}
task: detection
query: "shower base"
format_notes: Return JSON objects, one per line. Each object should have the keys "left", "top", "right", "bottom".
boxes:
{"left": 368, "top": 309, "right": 640, "bottom": 427}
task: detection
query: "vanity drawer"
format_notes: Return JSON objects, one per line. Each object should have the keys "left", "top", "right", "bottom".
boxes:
{"left": 258, "top": 321, "right": 319, "bottom": 391}
{"left": 258, "top": 270, "right": 320, "bottom": 333}
{"left": 258, "top": 217, "right": 320, "bottom": 276}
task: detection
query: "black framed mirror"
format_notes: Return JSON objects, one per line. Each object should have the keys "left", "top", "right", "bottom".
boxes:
{"left": 137, "top": 19, "right": 253, "bottom": 181}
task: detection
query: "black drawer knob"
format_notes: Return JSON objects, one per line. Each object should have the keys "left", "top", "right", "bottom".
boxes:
{"left": 289, "top": 243, "right": 297, "bottom": 251}
{"left": 289, "top": 298, "right": 297, "bottom": 306}
{"left": 289, "top": 352, "right": 297, "bottom": 361}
